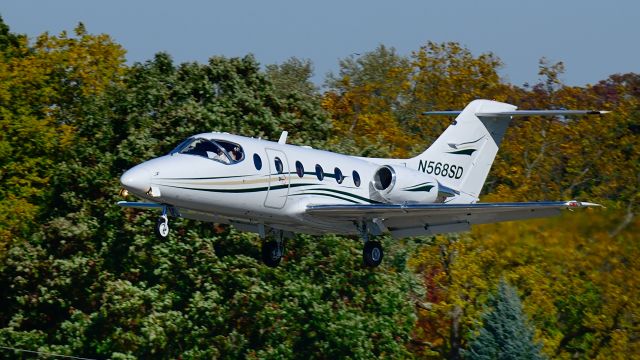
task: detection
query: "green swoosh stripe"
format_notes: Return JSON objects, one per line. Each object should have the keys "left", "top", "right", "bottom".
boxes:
{"left": 447, "top": 149, "right": 476, "bottom": 156}
{"left": 306, "top": 187, "right": 382, "bottom": 204}
{"left": 404, "top": 185, "right": 435, "bottom": 192}
{"left": 157, "top": 174, "right": 256, "bottom": 180}
{"left": 453, "top": 136, "right": 484, "bottom": 147}
{"left": 162, "top": 182, "right": 315, "bottom": 193}
{"left": 289, "top": 192, "right": 359, "bottom": 204}
{"left": 159, "top": 183, "right": 380, "bottom": 204}
{"left": 402, "top": 181, "right": 434, "bottom": 191}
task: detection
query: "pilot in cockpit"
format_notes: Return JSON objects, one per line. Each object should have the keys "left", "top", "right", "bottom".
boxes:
{"left": 211, "top": 147, "right": 230, "bottom": 164}
{"left": 230, "top": 146, "right": 242, "bottom": 162}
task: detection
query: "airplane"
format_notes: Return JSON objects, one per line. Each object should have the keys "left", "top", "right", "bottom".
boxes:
{"left": 118, "top": 99, "right": 606, "bottom": 267}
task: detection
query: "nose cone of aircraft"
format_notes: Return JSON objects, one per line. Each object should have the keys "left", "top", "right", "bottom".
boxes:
{"left": 120, "top": 165, "right": 152, "bottom": 195}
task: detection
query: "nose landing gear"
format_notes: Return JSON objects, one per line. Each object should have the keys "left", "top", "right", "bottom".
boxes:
{"left": 155, "top": 214, "right": 169, "bottom": 239}
{"left": 154, "top": 205, "right": 175, "bottom": 239}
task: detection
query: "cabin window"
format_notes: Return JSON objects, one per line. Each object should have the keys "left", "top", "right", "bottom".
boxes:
{"left": 352, "top": 170, "right": 361, "bottom": 187}
{"left": 334, "top": 167, "right": 344, "bottom": 184}
{"left": 315, "top": 164, "right": 324, "bottom": 181}
{"left": 295, "top": 161, "right": 304, "bottom": 178}
{"left": 176, "top": 138, "right": 232, "bottom": 164}
{"left": 253, "top": 153, "right": 262, "bottom": 170}
{"left": 274, "top": 157, "right": 284, "bottom": 174}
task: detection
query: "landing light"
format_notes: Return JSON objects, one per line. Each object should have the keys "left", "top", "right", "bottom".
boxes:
{"left": 119, "top": 188, "right": 129, "bottom": 197}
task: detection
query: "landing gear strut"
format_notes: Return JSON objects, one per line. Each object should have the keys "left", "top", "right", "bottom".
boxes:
{"left": 357, "top": 221, "right": 384, "bottom": 267}
{"left": 155, "top": 206, "right": 170, "bottom": 239}
{"left": 261, "top": 228, "right": 285, "bottom": 267}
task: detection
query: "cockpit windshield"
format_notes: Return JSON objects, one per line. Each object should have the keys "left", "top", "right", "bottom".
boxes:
{"left": 170, "top": 138, "right": 244, "bottom": 164}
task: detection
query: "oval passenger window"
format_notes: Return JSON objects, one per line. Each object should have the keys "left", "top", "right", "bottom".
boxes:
{"left": 352, "top": 170, "right": 361, "bottom": 187}
{"left": 274, "top": 157, "right": 284, "bottom": 174}
{"left": 315, "top": 164, "right": 324, "bottom": 181}
{"left": 253, "top": 153, "right": 262, "bottom": 170}
{"left": 334, "top": 167, "right": 343, "bottom": 184}
{"left": 296, "top": 161, "right": 304, "bottom": 178}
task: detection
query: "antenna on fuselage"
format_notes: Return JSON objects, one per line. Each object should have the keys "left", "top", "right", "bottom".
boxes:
{"left": 278, "top": 131, "right": 288, "bottom": 144}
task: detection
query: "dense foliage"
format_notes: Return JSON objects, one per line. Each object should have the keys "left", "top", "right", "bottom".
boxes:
{"left": 0, "top": 17, "right": 638, "bottom": 359}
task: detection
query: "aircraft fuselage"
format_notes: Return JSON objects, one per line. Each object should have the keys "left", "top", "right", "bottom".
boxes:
{"left": 121, "top": 132, "right": 397, "bottom": 236}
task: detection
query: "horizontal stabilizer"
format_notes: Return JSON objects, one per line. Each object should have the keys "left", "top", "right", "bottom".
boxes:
{"left": 423, "top": 110, "right": 609, "bottom": 117}
{"left": 476, "top": 110, "right": 610, "bottom": 117}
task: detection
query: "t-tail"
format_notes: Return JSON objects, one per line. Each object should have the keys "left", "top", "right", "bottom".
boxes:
{"left": 405, "top": 99, "right": 608, "bottom": 203}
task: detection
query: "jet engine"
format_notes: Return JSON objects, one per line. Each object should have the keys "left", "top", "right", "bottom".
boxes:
{"left": 372, "top": 165, "right": 439, "bottom": 203}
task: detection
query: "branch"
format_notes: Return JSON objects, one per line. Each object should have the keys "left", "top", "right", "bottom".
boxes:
{"left": 609, "top": 200, "right": 635, "bottom": 237}
{"left": 410, "top": 339, "right": 435, "bottom": 348}
{"left": 415, "top": 300, "right": 434, "bottom": 311}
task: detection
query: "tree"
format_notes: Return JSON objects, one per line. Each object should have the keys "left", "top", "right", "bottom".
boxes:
{"left": 465, "top": 279, "right": 545, "bottom": 360}
{"left": 0, "top": 22, "right": 126, "bottom": 259}
{"left": 323, "top": 44, "right": 415, "bottom": 157}
{"left": 265, "top": 57, "right": 318, "bottom": 100}
{"left": 323, "top": 42, "right": 508, "bottom": 158}
{"left": 0, "top": 15, "right": 22, "bottom": 55}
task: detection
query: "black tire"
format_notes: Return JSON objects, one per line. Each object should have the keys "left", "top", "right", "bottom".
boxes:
{"left": 262, "top": 240, "right": 282, "bottom": 267}
{"left": 363, "top": 241, "right": 383, "bottom": 267}
{"left": 155, "top": 217, "right": 169, "bottom": 239}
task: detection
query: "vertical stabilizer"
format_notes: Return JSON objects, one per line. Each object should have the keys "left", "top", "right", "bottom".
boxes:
{"left": 406, "top": 100, "right": 516, "bottom": 202}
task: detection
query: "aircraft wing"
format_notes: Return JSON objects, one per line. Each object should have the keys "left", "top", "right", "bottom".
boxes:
{"left": 117, "top": 201, "right": 164, "bottom": 209}
{"left": 306, "top": 200, "right": 601, "bottom": 238}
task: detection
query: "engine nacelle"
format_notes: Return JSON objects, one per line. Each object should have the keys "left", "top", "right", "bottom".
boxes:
{"left": 372, "top": 165, "right": 439, "bottom": 203}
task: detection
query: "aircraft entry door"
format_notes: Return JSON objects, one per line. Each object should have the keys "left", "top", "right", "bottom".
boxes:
{"left": 264, "top": 148, "right": 290, "bottom": 209}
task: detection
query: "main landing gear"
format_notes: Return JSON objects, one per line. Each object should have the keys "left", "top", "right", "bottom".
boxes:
{"left": 363, "top": 241, "right": 384, "bottom": 267}
{"left": 357, "top": 221, "right": 384, "bottom": 267}
{"left": 260, "top": 227, "right": 285, "bottom": 267}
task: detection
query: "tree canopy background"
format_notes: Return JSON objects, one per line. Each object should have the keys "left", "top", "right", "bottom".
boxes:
{"left": 0, "top": 17, "right": 638, "bottom": 359}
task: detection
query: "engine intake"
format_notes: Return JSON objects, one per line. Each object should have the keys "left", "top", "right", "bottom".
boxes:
{"left": 372, "top": 165, "right": 439, "bottom": 203}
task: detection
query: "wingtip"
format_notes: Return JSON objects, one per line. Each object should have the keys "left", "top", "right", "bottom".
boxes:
{"left": 565, "top": 200, "right": 603, "bottom": 208}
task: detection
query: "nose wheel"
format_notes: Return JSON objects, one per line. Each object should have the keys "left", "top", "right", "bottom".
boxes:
{"left": 154, "top": 205, "right": 171, "bottom": 239}
{"left": 155, "top": 214, "right": 169, "bottom": 239}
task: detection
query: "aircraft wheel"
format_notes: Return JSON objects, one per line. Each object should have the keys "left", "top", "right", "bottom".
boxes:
{"left": 155, "top": 216, "right": 169, "bottom": 239}
{"left": 262, "top": 240, "right": 282, "bottom": 267}
{"left": 363, "top": 241, "right": 383, "bottom": 267}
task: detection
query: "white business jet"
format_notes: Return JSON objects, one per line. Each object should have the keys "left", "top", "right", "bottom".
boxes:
{"left": 118, "top": 99, "right": 605, "bottom": 267}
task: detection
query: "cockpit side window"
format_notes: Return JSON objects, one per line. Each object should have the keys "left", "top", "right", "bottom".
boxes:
{"left": 213, "top": 139, "right": 245, "bottom": 163}
{"left": 176, "top": 138, "right": 232, "bottom": 164}
{"left": 172, "top": 138, "right": 246, "bottom": 164}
